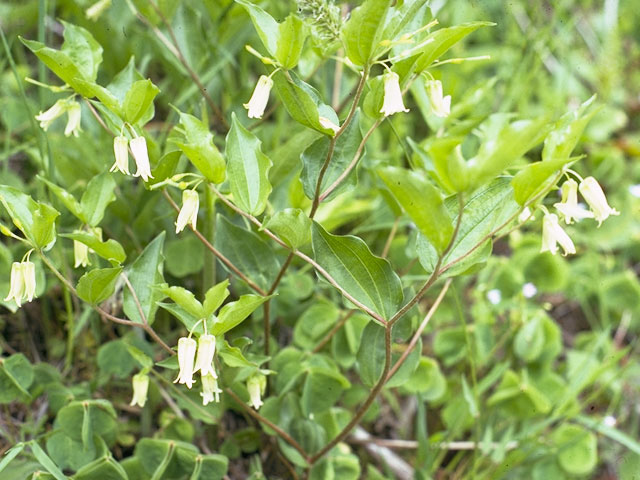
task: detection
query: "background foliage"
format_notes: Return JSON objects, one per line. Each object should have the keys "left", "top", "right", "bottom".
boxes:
{"left": 1, "top": 0, "right": 639, "bottom": 479}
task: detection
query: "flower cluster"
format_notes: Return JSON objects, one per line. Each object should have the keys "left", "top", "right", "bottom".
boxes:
{"left": 35, "top": 98, "right": 82, "bottom": 137}
{"left": 174, "top": 333, "right": 222, "bottom": 406}
{"left": 541, "top": 176, "right": 619, "bottom": 255}
{"left": 4, "top": 257, "right": 36, "bottom": 308}
{"left": 110, "top": 135, "right": 153, "bottom": 182}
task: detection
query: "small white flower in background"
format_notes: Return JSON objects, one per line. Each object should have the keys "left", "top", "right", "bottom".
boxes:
{"left": 247, "top": 373, "right": 267, "bottom": 410}
{"left": 522, "top": 283, "right": 537, "bottom": 298}
{"left": 579, "top": 176, "right": 620, "bottom": 226}
{"left": 73, "top": 240, "right": 90, "bottom": 268}
{"left": 319, "top": 116, "right": 340, "bottom": 135}
{"left": 553, "top": 179, "right": 593, "bottom": 224}
{"left": 425, "top": 79, "right": 451, "bottom": 118}
{"left": 174, "top": 337, "right": 197, "bottom": 389}
{"left": 541, "top": 213, "right": 576, "bottom": 256}
{"left": 64, "top": 101, "right": 82, "bottom": 137}
{"left": 603, "top": 415, "right": 617, "bottom": 427}
{"left": 628, "top": 184, "right": 640, "bottom": 198}
{"left": 518, "top": 207, "right": 534, "bottom": 223}
{"left": 129, "top": 373, "right": 149, "bottom": 408}
{"left": 193, "top": 333, "right": 217, "bottom": 378}
{"left": 244, "top": 75, "right": 273, "bottom": 119}
{"left": 175, "top": 190, "right": 200, "bottom": 234}
{"left": 85, "top": 0, "right": 112, "bottom": 21}
{"left": 130, "top": 136, "right": 153, "bottom": 182}
{"left": 111, "top": 136, "right": 130, "bottom": 175}
{"left": 35, "top": 99, "right": 67, "bottom": 131}
{"left": 380, "top": 71, "right": 409, "bottom": 117}
{"left": 487, "top": 289, "right": 502, "bottom": 305}
{"left": 201, "top": 372, "right": 223, "bottom": 406}
{"left": 4, "top": 260, "right": 36, "bottom": 308}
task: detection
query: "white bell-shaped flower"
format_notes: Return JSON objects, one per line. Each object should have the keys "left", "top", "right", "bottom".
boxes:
{"left": 425, "top": 79, "right": 451, "bottom": 118}
{"left": 554, "top": 179, "right": 594, "bottom": 224}
{"left": 73, "top": 240, "right": 90, "bottom": 268}
{"left": 244, "top": 75, "right": 273, "bottom": 119}
{"left": 174, "top": 337, "right": 197, "bottom": 389}
{"left": 110, "top": 136, "right": 130, "bottom": 175}
{"left": 380, "top": 71, "right": 409, "bottom": 117}
{"left": 129, "top": 373, "right": 149, "bottom": 408}
{"left": 540, "top": 213, "right": 576, "bottom": 256}
{"left": 578, "top": 176, "right": 620, "bottom": 226}
{"left": 175, "top": 190, "right": 200, "bottom": 234}
{"left": 193, "top": 334, "right": 217, "bottom": 378}
{"left": 247, "top": 374, "right": 267, "bottom": 410}
{"left": 201, "top": 372, "right": 223, "bottom": 406}
{"left": 130, "top": 136, "right": 153, "bottom": 182}
{"left": 64, "top": 101, "right": 82, "bottom": 137}
{"left": 35, "top": 100, "right": 67, "bottom": 131}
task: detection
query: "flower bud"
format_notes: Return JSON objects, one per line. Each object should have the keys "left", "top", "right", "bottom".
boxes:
{"left": 578, "top": 176, "right": 620, "bottom": 226}
{"left": 380, "top": 71, "right": 409, "bottom": 117}
{"left": 175, "top": 190, "right": 200, "bottom": 234}
{"left": 540, "top": 213, "right": 575, "bottom": 256}
{"left": 553, "top": 179, "right": 593, "bottom": 224}
{"left": 130, "top": 136, "right": 153, "bottom": 182}
{"left": 174, "top": 337, "right": 197, "bottom": 388}
{"left": 73, "top": 240, "right": 91, "bottom": 268}
{"left": 243, "top": 75, "right": 273, "bottom": 119}
{"left": 64, "top": 101, "right": 82, "bottom": 137}
{"left": 110, "top": 136, "right": 130, "bottom": 175}
{"left": 193, "top": 334, "right": 217, "bottom": 378}
{"left": 4, "top": 261, "right": 36, "bottom": 307}
{"left": 425, "top": 80, "right": 451, "bottom": 118}
{"left": 247, "top": 373, "right": 266, "bottom": 410}
{"left": 130, "top": 373, "right": 149, "bottom": 408}
{"left": 201, "top": 372, "right": 222, "bottom": 406}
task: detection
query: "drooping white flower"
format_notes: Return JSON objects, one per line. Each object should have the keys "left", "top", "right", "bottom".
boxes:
{"left": 130, "top": 373, "right": 149, "bottom": 408}
{"left": 540, "top": 213, "right": 575, "bottom": 256}
{"left": 380, "top": 71, "right": 409, "bottom": 117}
{"left": 130, "top": 136, "right": 153, "bottom": 182}
{"left": 35, "top": 100, "right": 67, "bottom": 131}
{"left": 193, "top": 334, "right": 217, "bottom": 378}
{"left": 110, "top": 136, "right": 130, "bottom": 175}
{"left": 174, "top": 337, "right": 197, "bottom": 389}
{"left": 64, "top": 101, "right": 82, "bottom": 137}
{"left": 247, "top": 374, "right": 266, "bottom": 410}
{"left": 175, "top": 190, "right": 200, "bottom": 234}
{"left": 86, "top": 0, "right": 112, "bottom": 21}
{"left": 578, "top": 176, "right": 620, "bottom": 226}
{"left": 425, "top": 79, "right": 451, "bottom": 118}
{"left": 554, "top": 179, "right": 593, "bottom": 224}
{"left": 201, "top": 372, "right": 223, "bottom": 406}
{"left": 4, "top": 261, "right": 36, "bottom": 307}
{"left": 319, "top": 116, "right": 340, "bottom": 135}
{"left": 244, "top": 75, "right": 273, "bottom": 119}
{"left": 73, "top": 240, "right": 90, "bottom": 268}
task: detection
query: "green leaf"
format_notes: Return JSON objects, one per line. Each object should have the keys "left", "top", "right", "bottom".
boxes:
{"left": 80, "top": 173, "right": 117, "bottom": 227}
{"left": 73, "top": 80, "right": 122, "bottom": 115}
{"left": 467, "top": 115, "right": 551, "bottom": 190}
{"left": 123, "top": 232, "right": 165, "bottom": 324}
{"left": 218, "top": 340, "right": 256, "bottom": 369}
{"left": 356, "top": 322, "right": 386, "bottom": 386}
{"left": 225, "top": 113, "right": 273, "bottom": 216}
{"left": 0, "top": 354, "right": 34, "bottom": 402}
{"left": 59, "top": 20, "right": 102, "bottom": 82}
{"left": 301, "top": 367, "right": 350, "bottom": 416}
{"left": 301, "top": 110, "right": 363, "bottom": 201}
{"left": 0, "top": 185, "right": 60, "bottom": 249}
{"left": 56, "top": 400, "right": 117, "bottom": 444}
{"left": 158, "top": 285, "right": 203, "bottom": 319}
{"left": 272, "top": 70, "right": 338, "bottom": 135}
{"left": 76, "top": 267, "right": 123, "bottom": 305}
{"left": 211, "top": 294, "right": 270, "bottom": 335}
{"left": 276, "top": 15, "right": 307, "bottom": 69}
{"left": 312, "top": 222, "right": 403, "bottom": 321}
{"left": 97, "top": 340, "right": 136, "bottom": 378}
{"left": 0, "top": 444, "right": 24, "bottom": 474}
{"left": 171, "top": 111, "right": 226, "bottom": 184}
{"left": 202, "top": 280, "right": 230, "bottom": 317}
{"left": 264, "top": 208, "right": 311, "bottom": 249}
{"left": 214, "top": 215, "right": 280, "bottom": 291}
{"left": 46, "top": 432, "right": 96, "bottom": 472}
{"left": 293, "top": 300, "right": 339, "bottom": 350}
{"left": 378, "top": 166, "right": 453, "bottom": 253}
{"left": 341, "top": 0, "right": 391, "bottom": 66}
{"left": 60, "top": 232, "right": 126, "bottom": 265}
{"left": 543, "top": 95, "right": 600, "bottom": 162}
{"left": 235, "top": 0, "right": 279, "bottom": 56}
{"left": 30, "top": 442, "right": 68, "bottom": 480}
{"left": 511, "top": 158, "right": 571, "bottom": 205}
{"left": 413, "top": 22, "right": 494, "bottom": 71}
{"left": 123, "top": 79, "right": 160, "bottom": 125}
{"left": 73, "top": 456, "right": 129, "bottom": 480}
{"left": 38, "top": 176, "right": 84, "bottom": 222}
{"left": 552, "top": 424, "right": 598, "bottom": 476}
